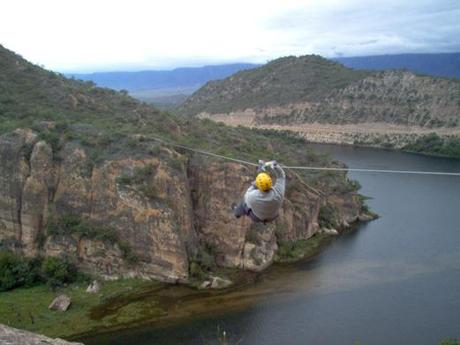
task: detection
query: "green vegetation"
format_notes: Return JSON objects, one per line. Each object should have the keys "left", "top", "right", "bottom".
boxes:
{"left": 180, "top": 55, "right": 370, "bottom": 114}
{"left": 403, "top": 133, "right": 460, "bottom": 159}
{"left": 274, "top": 233, "right": 330, "bottom": 263}
{"left": 318, "top": 204, "right": 340, "bottom": 229}
{"left": 46, "top": 214, "right": 138, "bottom": 264}
{"left": 189, "top": 245, "right": 216, "bottom": 281}
{"left": 0, "top": 251, "right": 41, "bottom": 291}
{"left": 41, "top": 257, "right": 79, "bottom": 289}
{"left": 116, "top": 163, "right": 159, "bottom": 199}
{"left": 47, "top": 214, "right": 117, "bottom": 242}
{"left": 440, "top": 339, "right": 460, "bottom": 345}
{"left": 0, "top": 278, "right": 159, "bottom": 338}
{"left": 0, "top": 250, "right": 81, "bottom": 291}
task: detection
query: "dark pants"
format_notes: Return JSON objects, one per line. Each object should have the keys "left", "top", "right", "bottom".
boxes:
{"left": 233, "top": 201, "right": 264, "bottom": 223}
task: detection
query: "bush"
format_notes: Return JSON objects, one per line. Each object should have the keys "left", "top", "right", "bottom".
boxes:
{"left": 47, "top": 214, "right": 117, "bottom": 243}
{"left": 41, "top": 257, "right": 77, "bottom": 289}
{"left": 189, "top": 245, "right": 216, "bottom": 280}
{"left": 404, "top": 133, "right": 460, "bottom": 159}
{"left": 37, "top": 130, "right": 61, "bottom": 154}
{"left": 318, "top": 204, "right": 339, "bottom": 229}
{"left": 118, "top": 241, "right": 139, "bottom": 265}
{"left": 440, "top": 339, "right": 460, "bottom": 345}
{"left": 0, "top": 251, "right": 40, "bottom": 291}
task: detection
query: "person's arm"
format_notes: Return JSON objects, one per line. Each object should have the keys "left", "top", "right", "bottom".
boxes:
{"left": 272, "top": 163, "right": 286, "bottom": 197}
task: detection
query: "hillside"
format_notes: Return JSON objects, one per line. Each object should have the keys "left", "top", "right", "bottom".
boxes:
{"left": 180, "top": 55, "right": 371, "bottom": 115}
{"left": 180, "top": 54, "right": 460, "bottom": 157}
{"left": 334, "top": 53, "right": 460, "bottom": 79}
{"left": 0, "top": 44, "right": 369, "bottom": 287}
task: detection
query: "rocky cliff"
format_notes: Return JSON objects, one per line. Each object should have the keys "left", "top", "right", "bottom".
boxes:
{"left": 0, "top": 127, "right": 365, "bottom": 283}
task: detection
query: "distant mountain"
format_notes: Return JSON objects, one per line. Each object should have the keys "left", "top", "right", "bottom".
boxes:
{"left": 334, "top": 53, "right": 460, "bottom": 79}
{"left": 180, "top": 54, "right": 460, "bottom": 128}
{"left": 180, "top": 55, "right": 370, "bottom": 115}
{"left": 67, "top": 63, "right": 259, "bottom": 92}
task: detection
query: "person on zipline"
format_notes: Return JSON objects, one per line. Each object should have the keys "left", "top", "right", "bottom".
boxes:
{"left": 232, "top": 160, "right": 286, "bottom": 223}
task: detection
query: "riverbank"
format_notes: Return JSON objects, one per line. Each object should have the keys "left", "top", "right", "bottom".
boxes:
{"left": 0, "top": 230, "right": 349, "bottom": 340}
{"left": 0, "top": 279, "right": 161, "bottom": 339}
{"left": 196, "top": 114, "right": 460, "bottom": 159}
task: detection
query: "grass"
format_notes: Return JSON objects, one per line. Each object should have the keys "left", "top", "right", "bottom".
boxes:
{"left": 0, "top": 279, "right": 163, "bottom": 339}
{"left": 274, "top": 233, "right": 330, "bottom": 263}
{"left": 403, "top": 133, "right": 460, "bottom": 159}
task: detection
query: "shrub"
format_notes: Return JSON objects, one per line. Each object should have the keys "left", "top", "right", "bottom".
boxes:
{"left": 440, "top": 339, "right": 460, "bottom": 345}
{"left": 189, "top": 245, "right": 216, "bottom": 280}
{"left": 0, "top": 251, "right": 41, "bottom": 291}
{"left": 318, "top": 204, "right": 339, "bottom": 229}
{"left": 38, "top": 130, "right": 61, "bottom": 154}
{"left": 41, "top": 257, "right": 77, "bottom": 289}
{"left": 47, "top": 214, "right": 117, "bottom": 242}
{"left": 118, "top": 241, "right": 139, "bottom": 265}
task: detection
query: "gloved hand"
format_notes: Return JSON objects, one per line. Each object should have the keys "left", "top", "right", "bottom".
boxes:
{"left": 258, "top": 160, "right": 266, "bottom": 172}
{"left": 265, "top": 160, "right": 278, "bottom": 169}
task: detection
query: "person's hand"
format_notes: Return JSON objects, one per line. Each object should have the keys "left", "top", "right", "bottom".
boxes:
{"left": 258, "top": 160, "right": 267, "bottom": 172}
{"left": 265, "top": 160, "right": 278, "bottom": 169}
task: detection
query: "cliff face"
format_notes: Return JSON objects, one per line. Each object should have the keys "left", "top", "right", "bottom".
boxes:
{"left": 0, "top": 129, "right": 364, "bottom": 283}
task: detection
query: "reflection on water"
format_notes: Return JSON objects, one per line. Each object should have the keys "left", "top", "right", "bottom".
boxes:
{"left": 80, "top": 145, "right": 460, "bottom": 345}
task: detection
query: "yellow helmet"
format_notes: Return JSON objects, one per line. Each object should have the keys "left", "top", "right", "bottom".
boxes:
{"left": 256, "top": 172, "right": 272, "bottom": 192}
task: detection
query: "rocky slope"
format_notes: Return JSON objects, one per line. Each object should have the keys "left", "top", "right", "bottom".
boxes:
{"left": 0, "top": 45, "right": 368, "bottom": 284}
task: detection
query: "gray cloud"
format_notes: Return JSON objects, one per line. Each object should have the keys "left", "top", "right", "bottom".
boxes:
{"left": 265, "top": 0, "right": 460, "bottom": 57}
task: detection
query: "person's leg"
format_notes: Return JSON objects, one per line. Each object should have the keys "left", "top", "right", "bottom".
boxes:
{"left": 233, "top": 201, "right": 250, "bottom": 218}
{"left": 248, "top": 209, "right": 263, "bottom": 223}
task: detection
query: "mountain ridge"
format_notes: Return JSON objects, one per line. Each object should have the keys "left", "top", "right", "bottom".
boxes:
{"left": 334, "top": 52, "right": 460, "bottom": 79}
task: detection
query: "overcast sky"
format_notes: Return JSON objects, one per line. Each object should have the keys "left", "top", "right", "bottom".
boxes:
{"left": 1, "top": 0, "right": 459, "bottom": 72}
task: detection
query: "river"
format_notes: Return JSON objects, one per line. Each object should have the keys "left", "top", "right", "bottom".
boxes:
{"left": 79, "top": 145, "right": 460, "bottom": 345}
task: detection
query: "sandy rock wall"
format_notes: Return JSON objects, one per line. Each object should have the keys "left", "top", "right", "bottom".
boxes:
{"left": 0, "top": 129, "right": 363, "bottom": 282}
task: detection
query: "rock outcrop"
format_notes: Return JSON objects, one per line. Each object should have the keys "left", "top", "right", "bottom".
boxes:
{"left": 48, "top": 294, "right": 72, "bottom": 311}
{"left": 0, "top": 324, "right": 83, "bottom": 345}
{"left": 0, "top": 129, "right": 364, "bottom": 283}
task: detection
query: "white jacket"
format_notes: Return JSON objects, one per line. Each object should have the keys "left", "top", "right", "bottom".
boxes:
{"left": 244, "top": 165, "right": 286, "bottom": 221}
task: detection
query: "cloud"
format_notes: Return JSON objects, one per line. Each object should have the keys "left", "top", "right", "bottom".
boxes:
{"left": 264, "top": 0, "right": 460, "bottom": 57}
{"left": 0, "top": 0, "right": 458, "bottom": 71}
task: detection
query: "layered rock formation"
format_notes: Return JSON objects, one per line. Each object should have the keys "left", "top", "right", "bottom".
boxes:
{"left": 0, "top": 128, "right": 365, "bottom": 283}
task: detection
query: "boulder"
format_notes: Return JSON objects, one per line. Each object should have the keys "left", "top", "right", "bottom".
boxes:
{"left": 199, "top": 280, "right": 212, "bottom": 289}
{"left": 322, "top": 228, "right": 339, "bottom": 235}
{"left": 0, "top": 324, "right": 83, "bottom": 345}
{"left": 48, "top": 295, "right": 71, "bottom": 312}
{"left": 86, "top": 280, "right": 101, "bottom": 293}
{"left": 210, "top": 276, "right": 232, "bottom": 289}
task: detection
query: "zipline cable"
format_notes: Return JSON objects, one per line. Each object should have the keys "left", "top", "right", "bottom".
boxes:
{"left": 149, "top": 135, "right": 460, "bottom": 177}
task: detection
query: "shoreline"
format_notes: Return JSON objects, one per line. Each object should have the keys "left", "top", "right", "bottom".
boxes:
{"left": 0, "top": 221, "right": 371, "bottom": 342}
{"left": 196, "top": 113, "right": 460, "bottom": 159}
